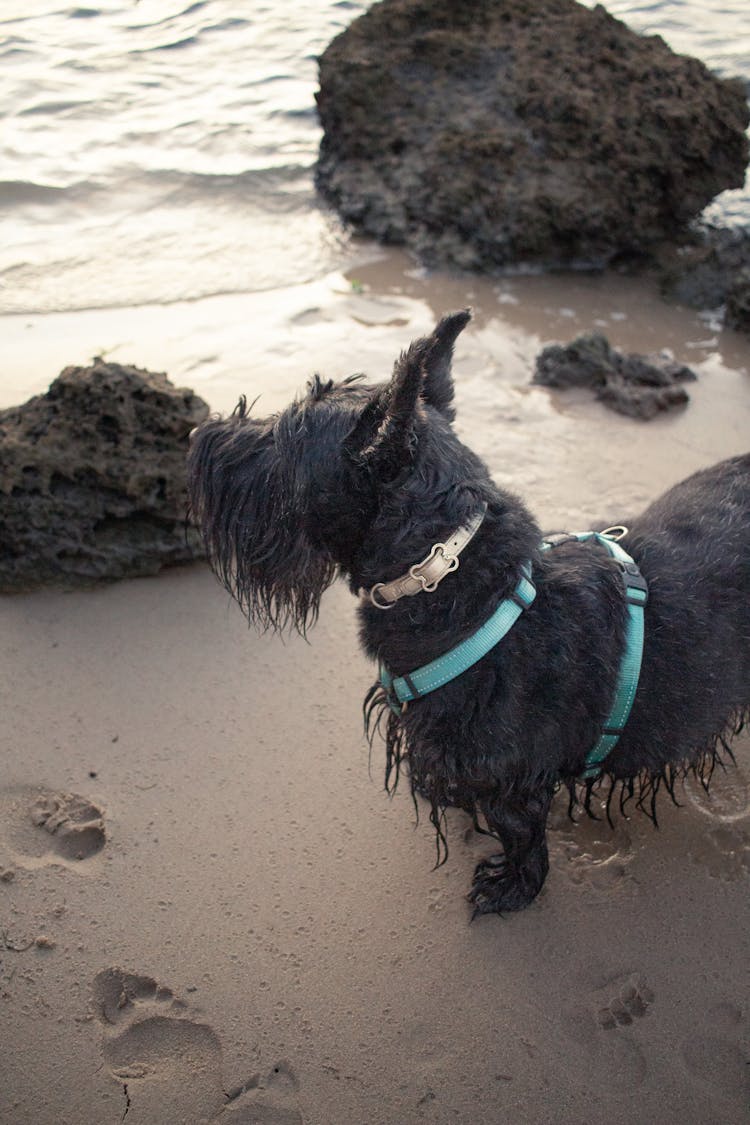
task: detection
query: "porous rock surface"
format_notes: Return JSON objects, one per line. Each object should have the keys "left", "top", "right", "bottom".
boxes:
{"left": 533, "top": 333, "right": 696, "bottom": 419}
{"left": 0, "top": 361, "right": 209, "bottom": 591}
{"left": 657, "top": 226, "right": 750, "bottom": 334}
{"left": 726, "top": 268, "right": 750, "bottom": 334}
{"left": 315, "top": 0, "right": 749, "bottom": 270}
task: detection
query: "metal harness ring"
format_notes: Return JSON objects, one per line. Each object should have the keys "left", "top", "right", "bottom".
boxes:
{"left": 600, "top": 525, "right": 629, "bottom": 541}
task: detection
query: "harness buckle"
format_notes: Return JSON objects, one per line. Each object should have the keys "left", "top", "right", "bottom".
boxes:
{"left": 541, "top": 533, "right": 579, "bottom": 550}
{"left": 618, "top": 560, "right": 649, "bottom": 605}
{"left": 383, "top": 680, "right": 408, "bottom": 716}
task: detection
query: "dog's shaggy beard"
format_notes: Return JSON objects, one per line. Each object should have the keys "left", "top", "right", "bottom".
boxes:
{"left": 187, "top": 401, "right": 336, "bottom": 633}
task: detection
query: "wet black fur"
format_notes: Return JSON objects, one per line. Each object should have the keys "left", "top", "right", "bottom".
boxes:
{"left": 187, "top": 312, "right": 750, "bottom": 915}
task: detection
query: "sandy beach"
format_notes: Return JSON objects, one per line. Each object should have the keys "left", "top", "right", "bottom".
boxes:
{"left": 2, "top": 0, "right": 750, "bottom": 1118}
{"left": 1, "top": 250, "right": 750, "bottom": 1124}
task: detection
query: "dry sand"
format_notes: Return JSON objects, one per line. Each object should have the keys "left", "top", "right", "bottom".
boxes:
{"left": 1, "top": 254, "right": 749, "bottom": 1124}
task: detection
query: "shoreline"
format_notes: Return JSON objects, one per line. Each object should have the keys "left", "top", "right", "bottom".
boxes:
{"left": 3, "top": 250, "right": 749, "bottom": 529}
{"left": 3, "top": 249, "right": 748, "bottom": 410}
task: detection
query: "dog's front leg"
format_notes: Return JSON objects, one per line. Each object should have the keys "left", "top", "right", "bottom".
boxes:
{"left": 468, "top": 784, "right": 555, "bottom": 915}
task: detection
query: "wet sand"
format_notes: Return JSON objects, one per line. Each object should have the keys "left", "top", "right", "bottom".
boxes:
{"left": 1, "top": 252, "right": 749, "bottom": 1123}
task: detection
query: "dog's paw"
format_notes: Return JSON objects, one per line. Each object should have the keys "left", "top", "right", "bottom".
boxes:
{"left": 468, "top": 855, "right": 541, "bottom": 916}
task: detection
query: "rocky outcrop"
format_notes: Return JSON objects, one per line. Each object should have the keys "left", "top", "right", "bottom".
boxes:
{"left": 0, "top": 361, "right": 209, "bottom": 592}
{"left": 726, "top": 268, "right": 750, "bottom": 334}
{"left": 316, "top": 0, "right": 749, "bottom": 271}
{"left": 533, "top": 334, "right": 696, "bottom": 419}
{"left": 657, "top": 225, "right": 750, "bottom": 333}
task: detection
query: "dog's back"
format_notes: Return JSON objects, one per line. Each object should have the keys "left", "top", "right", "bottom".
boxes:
{"left": 614, "top": 454, "right": 750, "bottom": 779}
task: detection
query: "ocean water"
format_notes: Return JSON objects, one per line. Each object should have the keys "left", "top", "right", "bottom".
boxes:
{"left": 1, "top": 0, "right": 748, "bottom": 317}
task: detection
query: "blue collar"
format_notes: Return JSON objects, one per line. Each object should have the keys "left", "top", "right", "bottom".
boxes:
{"left": 378, "top": 532, "right": 647, "bottom": 781}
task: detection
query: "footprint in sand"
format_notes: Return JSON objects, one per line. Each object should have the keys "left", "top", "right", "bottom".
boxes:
{"left": 546, "top": 792, "right": 635, "bottom": 893}
{"left": 92, "top": 967, "right": 225, "bottom": 1124}
{"left": 687, "top": 823, "right": 750, "bottom": 882}
{"left": 683, "top": 746, "right": 750, "bottom": 825}
{"left": 0, "top": 785, "right": 105, "bottom": 867}
{"left": 680, "top": 1001, "right": 750, "bottom": 1104}
{"left": 30, "top": 791, "right": 105, "bottom": 860}
{"left": 92, "top": 968, "right": 303, "bottom": 1125}
{"left": 563, "top": 972, "right": 652, "bottom": 1088}
{"left": 217, "top": 1062, "right": 303, "bottom": 1124}
{"left": 682, "top": 758, "right": 750, "bottom": 881}
{"left": 594, "top": 972, "right": 654, "bottom": 1031}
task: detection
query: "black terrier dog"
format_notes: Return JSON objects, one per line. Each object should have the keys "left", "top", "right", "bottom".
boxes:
{"left": 187, "top": 311, "right": 750, "bottom": 914}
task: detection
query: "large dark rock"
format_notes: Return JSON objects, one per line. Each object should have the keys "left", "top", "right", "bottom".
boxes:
{"left": 533, "top": 333, "right": 696, "bottom": 419}
{"left": 315, "top": 0, "right": 749, "bottom": 270}
{"left": 0, "top": 361, "right": 209, "bottom": 592}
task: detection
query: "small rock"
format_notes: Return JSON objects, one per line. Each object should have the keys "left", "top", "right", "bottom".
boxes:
{"left": 597, "top": 375, "right": 690, "bottom": 421}
{"left": 533, "top": 333, "right": 695, "bottom": 419}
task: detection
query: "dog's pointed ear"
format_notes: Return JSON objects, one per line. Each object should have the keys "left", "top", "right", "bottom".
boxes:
{"left": 343, "top": 310, "right": 470, "bottom": 475}
{"left": 418, "top": 309, "right": 471, "bottom": 421}
{"left": 343, "top": 342, "right": 425, "bottom": 475}
{"left": 342, "top": 386, "right": 389, "bottom": 463}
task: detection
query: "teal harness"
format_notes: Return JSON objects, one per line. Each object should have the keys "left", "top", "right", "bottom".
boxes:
{"left": 379, "top": 531, "right": 648, "bottom": 781}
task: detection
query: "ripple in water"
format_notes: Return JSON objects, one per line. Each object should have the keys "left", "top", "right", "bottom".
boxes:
{"left": 0, "top": 0, "right": 747, "bottom": 313}
{"left": 683, "top": 736, "right": 750, "bottom": 824}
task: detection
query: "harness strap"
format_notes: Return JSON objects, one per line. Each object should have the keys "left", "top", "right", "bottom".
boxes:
{"left": 542, "top": 532, "right": 647, "bottom": 779}
{"left": 378, "top": 530, "right": 648, "bottom": 783}
{"left": 380, "top": 563, "right": 536, "bottom": 711}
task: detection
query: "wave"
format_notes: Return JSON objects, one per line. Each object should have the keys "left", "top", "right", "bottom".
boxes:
{"left": 152, "top": 164, "right": 316, "bottom": 207}
{"left": 0, "top": 180, "right": 69, "bottom": 206}
{"left": 0, "top": 183, "right": 354, "bottom": 315}
{"left": 19, "top": 99, "right": 95, "bottom": 117}
{"left": 0, "top": 160, "right": 315, "bottom": 211}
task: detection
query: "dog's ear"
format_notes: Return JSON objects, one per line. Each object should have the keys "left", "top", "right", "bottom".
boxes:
{"left": 342, "top": 387, "right": 389, "bottom": 463}
{"left": 343, "top": 310, "right": 469, "bottom": 476}
{"left": 417, "top": 309, "right": 471, "bottom": 421}
{"left": 343, "top": 340, "right": 425, "bottom": 477}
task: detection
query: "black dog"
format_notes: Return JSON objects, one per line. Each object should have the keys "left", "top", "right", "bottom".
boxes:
{"left": 187, "top": 311, "right": 750, "bottom": 914}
